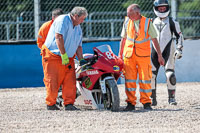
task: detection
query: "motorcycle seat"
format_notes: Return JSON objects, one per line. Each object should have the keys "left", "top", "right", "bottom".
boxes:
{"left": 83, "top": 53, "right": 94, "bottom": 60}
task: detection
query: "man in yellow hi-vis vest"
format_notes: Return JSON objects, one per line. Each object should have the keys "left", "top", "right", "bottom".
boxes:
{"left": 119, "top": 4, "right": 165, "bottom": 111}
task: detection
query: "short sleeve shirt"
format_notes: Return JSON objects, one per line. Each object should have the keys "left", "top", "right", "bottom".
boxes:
{"left": 44, "top": 14, "right": 82, "bottom": 57}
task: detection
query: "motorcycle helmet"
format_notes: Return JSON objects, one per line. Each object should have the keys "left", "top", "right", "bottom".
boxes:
{"left": 153, "top": 0, "right": 170, "bottom": 18}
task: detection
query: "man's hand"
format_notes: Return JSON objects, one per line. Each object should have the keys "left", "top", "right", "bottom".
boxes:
{"left": 61, "top": 53, "right": 69, "bottom": 65}
{"left": 118, "top": 38, "right": 126, "bottom": 60}
{"left": 79, "top": 59, "right": 87, "bottom": 66}
{"left": 158, "top": 54, "right": 165, "bottom": 66}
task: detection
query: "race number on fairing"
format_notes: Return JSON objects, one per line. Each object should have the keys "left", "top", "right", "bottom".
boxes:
{"left": 105, "top": 51, "right": 115, "bottom": 59}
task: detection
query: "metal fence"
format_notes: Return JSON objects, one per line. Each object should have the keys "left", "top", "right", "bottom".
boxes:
{"left": 0, "top": 0, "right": 200, "bottom": 41}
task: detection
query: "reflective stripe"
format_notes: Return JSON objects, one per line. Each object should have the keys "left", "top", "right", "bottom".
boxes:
{"left": 38, "top": 35, "right": 42, "bottom": 38}
{"left": 126, "top": 88, "right": 136, "bottom": 92}
{"left": 144, "top": 18, "right": 150, "bottom": 37}
{"left": 125, "top": 18, "right": 151, "bottom": 44}
{"left": 127, "top": 37, "right": 151, "bottom": 44}
{"left": 125, "top": 17, "right": 129, "bottom": 31}
{"left": 125, "top": 79, "right": 137, "bottom": 83}
{"left": 140, "top": 88, "right": 152, "bottom": 93}
{"left": 127, "top": 37, "right": 135, "bottom": 43}
{"left": 139, "top": 80, "right": 151, "bottom": 84}
{"left": 135, "top": 37, "right": 151, "bottom": 44}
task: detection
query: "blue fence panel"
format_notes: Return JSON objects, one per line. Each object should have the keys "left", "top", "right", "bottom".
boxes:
{"left": 0, "top": 41, "right": 120, "bottom": 88}
{"left": 0, "top": 44, "right": 43, "bottom": 88}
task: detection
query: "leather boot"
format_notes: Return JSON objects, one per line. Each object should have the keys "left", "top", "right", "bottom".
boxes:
{"left": 168, "top": 90, "right": 177, "bottom": 105}
{"left": 151, "top": 89, "right": 157, "bottom": 106}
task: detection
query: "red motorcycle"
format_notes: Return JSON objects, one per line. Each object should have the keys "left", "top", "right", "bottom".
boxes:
{"left": 75, "top": 44, "right": 123, "bottom": 111}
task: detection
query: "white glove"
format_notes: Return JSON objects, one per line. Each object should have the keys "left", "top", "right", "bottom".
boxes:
{"left": 174, "top": 49, "right": 182, "bottom": 59}
{"left": 174, "top": 45, "right": 183, "bottom": 59}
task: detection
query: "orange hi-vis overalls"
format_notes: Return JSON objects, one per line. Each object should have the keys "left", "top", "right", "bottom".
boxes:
{"left": 37, "top": 20, "right": 53, "bottom": 49}
{"left": 41, "top": 45, "right": 76, "bottom": 106}
{"left": 123, "top": 16, "right": 152, "bottom": 105}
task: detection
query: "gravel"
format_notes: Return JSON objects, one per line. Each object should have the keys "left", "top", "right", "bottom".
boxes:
{"left": 0, "top": 82, "right": 200, "bottom": 133}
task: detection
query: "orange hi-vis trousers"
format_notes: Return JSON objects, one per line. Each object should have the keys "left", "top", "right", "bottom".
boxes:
{"left": 41, "top": 45, "right": 76, "bottom": 106}
{"left": 123, "top": 49, "right": 152, "bottom": 105}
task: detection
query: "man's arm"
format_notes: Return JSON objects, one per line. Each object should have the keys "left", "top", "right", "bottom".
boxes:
{"left": 37, "top": 28, "right": 46, "bottom": 49}
{"left": 55, "top": 33, "right": 69, "bottom": 65}
{"left": 152, "top": 38, "right": 165, "bottom": 66}
{"left": 76, "top": 46, "right": 83, "bottom": 60}
{"left": 118, "top": 38, "right": 126, "bottom": 59}
{"left": 148, "top": 20, "right": 165, "bottom": 66}
{"left": 118, "top": 17, "right": 127, "bottom": 59}
{"left": 37, "top": 21, "right": 51, "bottom": 49}
{"left": 174, "top": 21, "right": 184, "bottom": 59}
{"left": 55, "top": 33, "right": 65, "bottom": 54}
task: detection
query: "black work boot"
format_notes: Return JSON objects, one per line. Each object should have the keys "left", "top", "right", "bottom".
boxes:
{"left": 151, "top": 89, "right": 157, "bottom": 106}
{"left": 65, "top": 104, "right": 80, "bottom": 111}
{"left": 123, "top": 102, "right": 135, "bottom": 111}
{"left": 47, "top": 104, "right": 60, "bottom": 110}
{"left": 168, "top": 90, "right": 177, "bottom": 105}
{"left": 143, "top": 103, "right": 153, "bottom": 110}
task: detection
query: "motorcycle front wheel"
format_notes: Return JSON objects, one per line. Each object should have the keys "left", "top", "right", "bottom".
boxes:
{"left": 104, "top": 79, "right": 120, "bottom": 111}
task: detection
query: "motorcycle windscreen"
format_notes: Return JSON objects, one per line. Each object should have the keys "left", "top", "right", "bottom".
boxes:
{"left": 95, "top": 45, "right": 113, "bottom": 55}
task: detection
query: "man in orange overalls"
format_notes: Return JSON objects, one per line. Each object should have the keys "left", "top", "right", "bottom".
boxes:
{"left": 42, "top": 7, "right": 88, "bottom": 111}
{"left": 37, "top": 8, "right": 64, "bottom": 108}
{"left": 37, "top": 8, "right": 63, "bottom": 49}
{"left": 119, "top": 4, "right": 165, "bottom": 111}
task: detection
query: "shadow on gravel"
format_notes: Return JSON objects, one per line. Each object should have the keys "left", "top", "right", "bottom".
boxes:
{"left": 149, "top": 108, "right": 183, "bottom": 112}
{"left": 190, "top": 104, "right": 200, "bottom": 109}
{"left": 112, "top": 106, "right": 184, "bottom": 113}
{"left": 74, "top": 106, "right": 184, "bottom": 113}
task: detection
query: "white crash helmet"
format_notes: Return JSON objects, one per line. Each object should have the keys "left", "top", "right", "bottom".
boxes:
{"left": 153, "top": 0, "right": 170, "bottom": 18}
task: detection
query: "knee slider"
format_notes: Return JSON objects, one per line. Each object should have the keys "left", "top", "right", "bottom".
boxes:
{"left": 166, "top": 71, "right": 176, "bottom": 85}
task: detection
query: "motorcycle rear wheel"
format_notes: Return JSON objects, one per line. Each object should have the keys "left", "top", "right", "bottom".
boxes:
{"left": 104, "top": 79, "right": 120, "bottom": 111}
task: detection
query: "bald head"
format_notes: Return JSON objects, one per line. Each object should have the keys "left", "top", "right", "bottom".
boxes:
{"left": 127, "top": 4, "right": 141, "bottom": 13}
{"left": 127, "top": 4, "right": 141, "bottom": 21}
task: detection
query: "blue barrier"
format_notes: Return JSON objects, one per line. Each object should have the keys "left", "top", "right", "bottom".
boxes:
{"left": 0, "top": 44, "right": 43, "bottom": 88}
{"left": 0, "top": 41, "right": 120, "bottom": 88}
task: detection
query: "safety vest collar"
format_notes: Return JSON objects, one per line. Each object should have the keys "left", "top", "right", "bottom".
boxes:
{"left": 125, "top": 16, "right": 151, "bottom": 44}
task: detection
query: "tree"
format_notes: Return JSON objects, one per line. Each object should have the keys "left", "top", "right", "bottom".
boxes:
{"left": 177, "top": 0, "right": 200, "bottom": 37}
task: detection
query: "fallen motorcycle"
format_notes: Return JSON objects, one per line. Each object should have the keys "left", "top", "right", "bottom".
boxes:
{"left": 74, "top": 44, "right": 123, "bottom": 111}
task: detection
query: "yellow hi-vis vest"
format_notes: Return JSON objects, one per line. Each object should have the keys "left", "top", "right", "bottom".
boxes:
{"left": 123, "top": 16, "right": 151, "bottom": 58}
